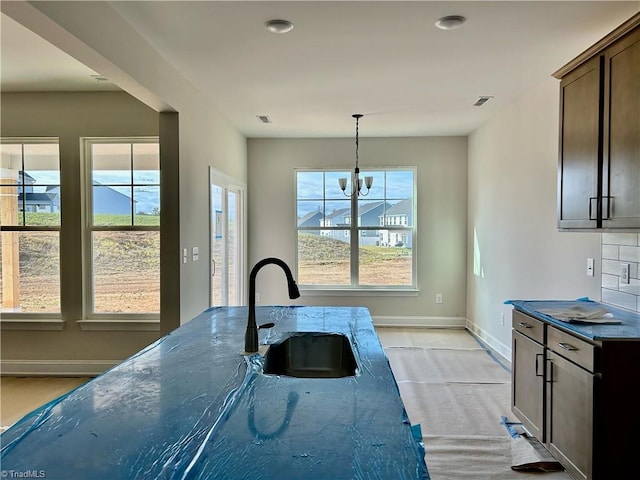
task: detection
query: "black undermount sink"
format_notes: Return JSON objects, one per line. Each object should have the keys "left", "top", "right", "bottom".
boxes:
{"left": 262, "top": 332, "right": 357, "bottom": 378}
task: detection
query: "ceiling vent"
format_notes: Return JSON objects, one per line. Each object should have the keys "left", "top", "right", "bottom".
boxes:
{"left": 257, "top": 115, "right": 271, "bottom": 123}
{"left": 473, "top": 96, "right": 494, "bottom": 107}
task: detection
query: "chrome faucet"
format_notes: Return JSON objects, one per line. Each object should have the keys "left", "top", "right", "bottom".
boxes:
{"left": 245, "top": 257, "right": 300, "bottom": 354}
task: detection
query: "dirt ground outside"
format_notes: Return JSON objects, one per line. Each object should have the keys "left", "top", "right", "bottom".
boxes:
{"left": 298, "top": 257, "right": 412, "bottom": 285}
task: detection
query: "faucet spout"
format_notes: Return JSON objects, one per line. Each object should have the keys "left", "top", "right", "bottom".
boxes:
{"left": 245, "top": 257, "right": 300, "bottom": 354}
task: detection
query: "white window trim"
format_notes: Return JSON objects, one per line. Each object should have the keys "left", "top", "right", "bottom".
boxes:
{"left": 81, "top": 137, "right": 160, "bottom": 324}
{"left": 295, "top": 167, "right": 417, "bottom": 292}
{"left": 0, "top": 137, "right": 63, "bottom": 328}
{"left": 77, "top": 319, "right": 160, "bottom": 331}
{"left": 209, "top": 166, "right": 247, "bottom": 307}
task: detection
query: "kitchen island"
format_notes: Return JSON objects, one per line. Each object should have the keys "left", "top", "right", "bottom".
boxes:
{"left": 0, "top": 306, "right": 429, "bottom": 479}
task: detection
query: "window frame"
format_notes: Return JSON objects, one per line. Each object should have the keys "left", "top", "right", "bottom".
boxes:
{"left": 0, "top": 137, "right": 63, "bottom": 324}
{"left": 294, "top": 167, "right": 418, "bottom": 294}
{"left": 82, "top": 137, "right": 160, "bottom": 321}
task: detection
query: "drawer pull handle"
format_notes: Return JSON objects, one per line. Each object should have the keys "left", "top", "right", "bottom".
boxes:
{"left": 518, "top": 322, "right": 532, "bottom": 329}
{"left": 558, "top": 342, "right": 578, "bottom": 351}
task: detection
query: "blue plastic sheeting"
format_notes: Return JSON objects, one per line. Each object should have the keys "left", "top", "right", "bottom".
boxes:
{"left": 506, "top": 298, "right": 640, "bottom": 340}
{"left": 1, "top": 306, "right": 430, "bottom": 480}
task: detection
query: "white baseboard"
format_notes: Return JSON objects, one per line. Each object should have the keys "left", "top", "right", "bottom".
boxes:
{"left": 465, "top": 320, "right": 511, "bottom": 364}
{"left": 373, "top": 315, "right": 466, "bottom": 328}
{"left": 1, "top": 359, "right": 117, "bottom": 376}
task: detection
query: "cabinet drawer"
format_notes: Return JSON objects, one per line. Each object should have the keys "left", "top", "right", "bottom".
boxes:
{"left": 512, "top": 311, "right": 544, "bottom": 344}
{"left": 548, "top": 326, "right": 595, "bottom": 372}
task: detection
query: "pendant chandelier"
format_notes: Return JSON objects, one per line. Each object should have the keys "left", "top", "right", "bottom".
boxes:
{"left": 338, "top": 114, "right": 373, "bottom": 197}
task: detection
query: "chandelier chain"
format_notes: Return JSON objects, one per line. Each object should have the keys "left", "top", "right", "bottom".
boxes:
{"left": 355, "top": 116, "right": 359, "bottom": 170}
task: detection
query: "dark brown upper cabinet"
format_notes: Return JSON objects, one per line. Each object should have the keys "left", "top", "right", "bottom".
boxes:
{"left": 555, "top": 13, "right": 640, "bottom": 231}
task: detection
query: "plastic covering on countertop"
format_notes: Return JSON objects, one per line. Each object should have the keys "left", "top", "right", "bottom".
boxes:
{"left": 1, "top": 306, "right": 429, "bottom": 480}
{"left": 505, "top": 298, "right": 640, "bottom": 339}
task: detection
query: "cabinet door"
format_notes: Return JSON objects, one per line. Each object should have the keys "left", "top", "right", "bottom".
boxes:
{"left": 512, "top": 330, "right": 544, "bottom": 440}
{"left": 558, "top": 56, "right": 603, "bottom": 229}
{"left": 546, "top": 351, "right": 593, "bottom": 480}
{"left": 602, "top": 27, "right": 640, "bottom": 229}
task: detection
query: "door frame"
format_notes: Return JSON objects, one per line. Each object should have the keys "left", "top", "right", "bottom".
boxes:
{"left": 209, "top": 167, "right": 247, "bottom": 306}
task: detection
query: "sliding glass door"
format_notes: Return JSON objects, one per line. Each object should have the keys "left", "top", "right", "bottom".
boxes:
{"left": 210, "top": 168, "right": 245, "bottom": 306}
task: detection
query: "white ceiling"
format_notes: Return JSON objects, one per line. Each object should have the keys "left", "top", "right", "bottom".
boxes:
{"left": 2, "top": 1, "right": 639, "bottom": 138}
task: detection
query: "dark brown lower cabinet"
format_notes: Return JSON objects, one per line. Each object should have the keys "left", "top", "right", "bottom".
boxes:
{"left": 546, "top": 350, "right": 594, "bottom": 480}
{"left": 511, "top": 310, "right": 640, "bottom": 480}
{"left": 512, "top": 329, "right": 544, "bottom": 440}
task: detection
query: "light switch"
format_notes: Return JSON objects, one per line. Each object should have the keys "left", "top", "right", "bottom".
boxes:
{"left": 192, "top": 246, "right": 199, "bottom": 262}
{"left": 586, "top": 258, "right": 594, "bottom": 277}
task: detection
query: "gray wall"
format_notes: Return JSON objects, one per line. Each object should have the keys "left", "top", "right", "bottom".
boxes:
{"left": 0, "top": 91, "right": 162, "bottom": 366}
{"left": 247, "top": 137, "right": 468, "bottom": 323}
{"left": 466, "top": 78, "right": 602, "bottom": 359}
{"left": 2, "top": 1, "right": 248, "bottom": 325}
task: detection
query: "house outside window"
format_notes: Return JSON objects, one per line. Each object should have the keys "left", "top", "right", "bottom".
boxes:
{"left": 0, "top": 139, "right": 61, "bottom": 313}
{"left": 84, "top": 138, "right": 160, "bottom": 316}
{"left": 295, "top": 168, "right": 416, "bottom": 289}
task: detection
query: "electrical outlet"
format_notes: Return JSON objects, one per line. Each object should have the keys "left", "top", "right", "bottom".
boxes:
{"left": 183, "top": 248, "right": 188, "bottom": 264}
{"left": 435, "top": 293, "right": 443, "bottom": 304}
{"left": 255, "top": 293, "right": 260, "bottom": 304}
{"left": 621, "top": 263, "right": 630, "bottom": 284}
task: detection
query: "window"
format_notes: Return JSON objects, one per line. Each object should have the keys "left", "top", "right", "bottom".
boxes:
{"left": 85, "top": 139, "right": 160, "bottom": 316}
{"left": 295, "top": 168, "right": 416, "bottom": 289}
{"left": 0, "top": 140, "right": 61, "bottom": 314}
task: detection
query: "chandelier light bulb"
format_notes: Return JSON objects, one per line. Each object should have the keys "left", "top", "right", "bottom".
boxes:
{"left": 338, "top": 114, "right": 372, "bottom": 197}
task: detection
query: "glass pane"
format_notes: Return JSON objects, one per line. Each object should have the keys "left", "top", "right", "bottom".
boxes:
{"left": 93, "top": 185, "right": 133, "bottom": 225}
{"left": 1, "top": 143, "right": 61, "bottom": 226}
{"left": 134, "top": 186, "right": 160, "bottom": 223}
{"left": 0, "top": 144, "right": 22, "bottom": 170}
{"left": 385, "top": 170, "right": 414, "bottom": 199}
{"left": 296, "top": 171, "right": 323, "bottom": 200}
{"left": 359, "top": 170, "right": 384, "bottom": 198}
{"left": 297, "top": 230, "right": 350, "bottom": 285}
{"left": 132, "top": 143, "right": 160, "bottom": 179}
{"left": 383, "top": 199, "right": 413, "bottom": 227}
{"left": 323, "top": 201, "right": 350, "bottom": 227}
{"left": 357, "top": 200, "right": 389, "bottom": 227}
{"left": 92, "top": 143, "right": 131, "bottom": 185}
{"left": 92, "top": 231, "right": 160, "bottom": 313}
{"left": 23, "top": 144, "right": 60, "bottom": 183}
{"left": 325, "top": 171, "right": 350, "bottom": 199}
{"left": 359, "top": 229, "right": 412, "bottom": 286}
{"left": 0, "top": 183, "right": 21, "bottom": 227}
{"left": 211, "top": 185, "right": 223, "bottom": 306}
{"left": 297, "top": 200, "right": 322, "bottom": 227}
{"left": 0, "top": 231, "right": 60, "bottom": 313}
{"left": 227, "top": 190, "right": 239, "bottom": 305}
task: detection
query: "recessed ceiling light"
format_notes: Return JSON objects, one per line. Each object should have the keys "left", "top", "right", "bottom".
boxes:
{"left": 257, "top": 115, "right": 271, "bottom": 124}
{"left": 265, "top": 19, "right": 294, "bottom": 34}
{"left": 435, "top": 15, "right": 466, "bottom": 30}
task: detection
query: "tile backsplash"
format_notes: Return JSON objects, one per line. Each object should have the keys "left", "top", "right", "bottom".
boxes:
{"left": 601, "top": 233, "right": 640, "bottom": 313}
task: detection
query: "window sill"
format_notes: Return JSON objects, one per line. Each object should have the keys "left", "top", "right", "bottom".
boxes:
{"left": 300, "top": 288, "right": 420, "bottom": 297}
{"left": 1, "top": 318, "right": 65, "bottom": 331}
{"left": 77, "top": 319, "right": 160, "bottom": 332}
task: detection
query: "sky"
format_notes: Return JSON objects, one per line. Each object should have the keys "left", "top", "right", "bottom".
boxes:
{"left": 23, "top": 170, "right": 160, "bottom": 215}
{"left": 296, "top": 169, "right": 414, "bottom": 218}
